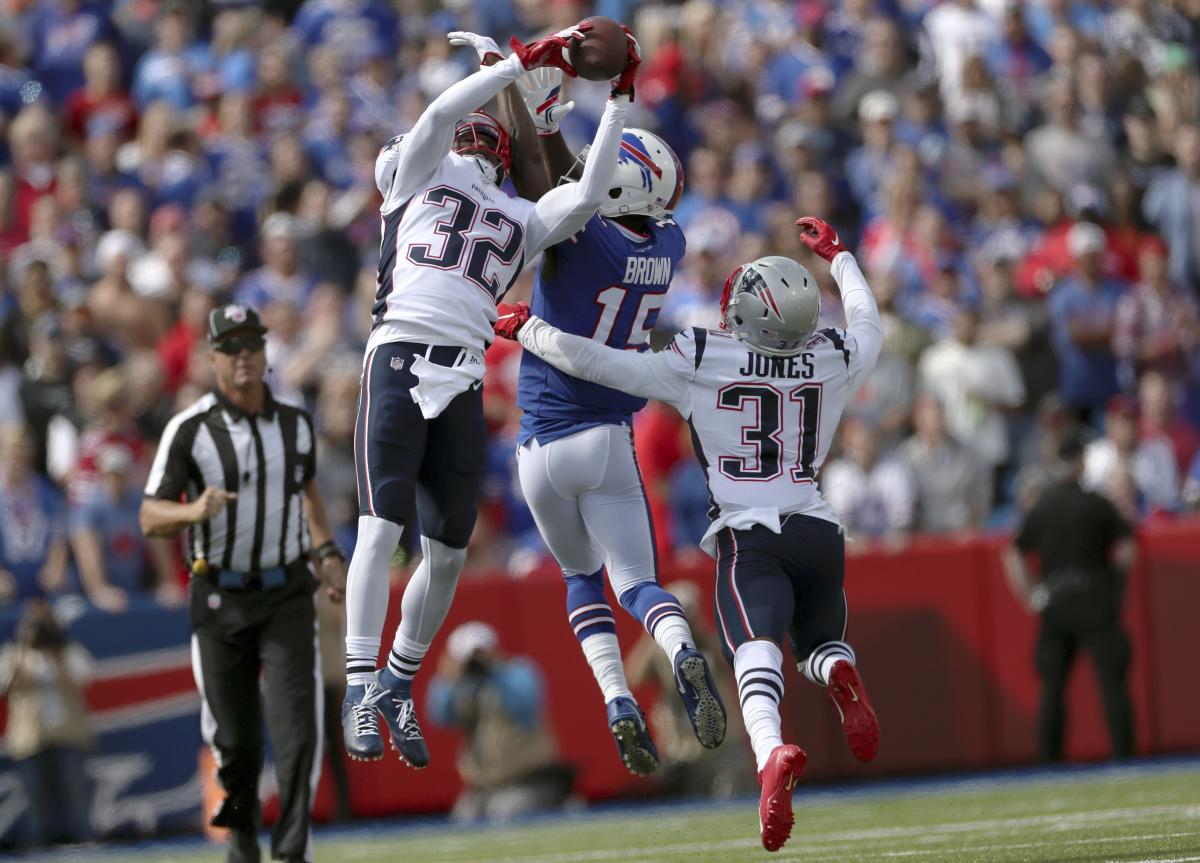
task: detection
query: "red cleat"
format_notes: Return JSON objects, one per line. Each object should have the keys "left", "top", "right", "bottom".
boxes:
{"left": 828, "top": 660, "right": 879, "bottom": 763}
{"left": 757, "top": 744, "right": 807, "bottom": 852}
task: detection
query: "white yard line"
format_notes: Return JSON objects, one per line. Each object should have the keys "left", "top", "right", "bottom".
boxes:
{"left": 1106, "top": 857, "right": 1200, "bottom": 863}
{"left": 446, "top": 805, "right": 1200, "bottom": 863}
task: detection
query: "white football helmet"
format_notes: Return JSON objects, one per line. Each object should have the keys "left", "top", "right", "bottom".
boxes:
{"left": 562, "top": 129, "right": 683, "bottom": 219}
{"left": 720, "top": 256, "right": 821, "bottom": 357}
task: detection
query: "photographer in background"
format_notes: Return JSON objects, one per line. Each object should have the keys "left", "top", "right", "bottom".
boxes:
{"left": 427, "top": 621, "right": 574, "bottom": 823}
{"left": 0, "top": 600, "right": 94, "bottom": 847}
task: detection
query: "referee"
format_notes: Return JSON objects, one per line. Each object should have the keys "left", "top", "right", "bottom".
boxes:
{"left": 140, "top": 304, "right": 347, "bottom": 863}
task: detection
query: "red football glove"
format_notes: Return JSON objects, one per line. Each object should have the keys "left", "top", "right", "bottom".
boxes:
{"left": 796, "top": 216, "right": 849, "bottom": 262}
{"left": 611, "top": 27, "right": 641, "bottom": 99}
{"left": 494, "top": 302, "right": 531, "bottom": 341}
{"left": 509, "top": 21, "right": 592, "bottom": 76}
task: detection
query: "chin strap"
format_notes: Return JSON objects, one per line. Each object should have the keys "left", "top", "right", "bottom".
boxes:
{"left": 467, "top": 154, "right": 503, "bottom": 186}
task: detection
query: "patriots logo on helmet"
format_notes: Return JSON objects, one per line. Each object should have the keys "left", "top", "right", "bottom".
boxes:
{"left": 742, "top": 268, "right": 786, "bottom": 323}
{"left": 618, "top": 133, "right": 662, "bottom": 193}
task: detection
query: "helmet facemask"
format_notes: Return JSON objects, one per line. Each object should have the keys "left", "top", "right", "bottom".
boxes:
{"left": 453, "top": 112, "right": 512, "bottom": 186}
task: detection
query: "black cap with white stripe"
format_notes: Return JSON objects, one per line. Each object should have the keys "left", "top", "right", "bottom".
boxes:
{"left": 208, "top": 303, "right": 268, "bottom": 343}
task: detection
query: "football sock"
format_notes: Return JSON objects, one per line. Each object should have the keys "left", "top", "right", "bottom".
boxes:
{"left": 618, "top": 581, "right": 693, "bottom": 662}
{"left": 345, "top": 637, "right": 380, "bottom": 689}
{"left": 381, "top": 633, "right": 427, "bottom": 698}
{"left": 803, "top": 641, "right": 856, "bottom": 687}
{"left": 565, "top": 571, "right": 631, "bottom": 703}
{"left": 345, "top": 515, "right": 403, "bottom": 687}
{"left": 582, "top": 634, "right": 632, "bottom": 703}
{"left": 385, "top": 536, "right": 467, "bottom": 696}
{"left": 734, "top": 639, "right": 786, "bottom": 773}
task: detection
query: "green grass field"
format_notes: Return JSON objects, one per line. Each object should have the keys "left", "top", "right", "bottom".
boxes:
{"left": 43, "top": 762, "right": 1200, "bottom": 863}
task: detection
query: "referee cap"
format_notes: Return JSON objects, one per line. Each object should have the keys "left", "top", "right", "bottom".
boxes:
{"left": 208, "top": 303, "right": 268, "bottom": 343}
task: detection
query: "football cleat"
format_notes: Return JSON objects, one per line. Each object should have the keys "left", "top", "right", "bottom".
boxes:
{"left": 672, "top": 647, "right": 727, "bottom": 749}
{"left": 757, "top": 743, "right": 807, "bottom": 852}
{"left": 828, "top": 660, "right": 879, "bottom": 763}
{"left": 341, "top": 683, "right": 384, "bottom": 762}
{"left": 226, "top": 827, "right": 261, "bottom": 863}
{"left": 370, "top": 674, "right": 430, "bottom": 769}
{"left": 606, "top": 696, "right": 659, "bottom": 776}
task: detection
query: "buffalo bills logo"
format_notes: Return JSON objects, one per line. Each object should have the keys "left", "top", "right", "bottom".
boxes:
{"left": 618, "top": 134, "right": 662, "bottom": 192}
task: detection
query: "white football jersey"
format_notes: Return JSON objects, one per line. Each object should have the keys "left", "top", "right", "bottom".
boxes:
{"left": 670, "top": 326, "right": 871, "bottom": 544}
{"left": 516, "top": 251, "right": 884, "bottom": 555}
{"left": 368, "top": 149, "right": 537, "bottom": 354}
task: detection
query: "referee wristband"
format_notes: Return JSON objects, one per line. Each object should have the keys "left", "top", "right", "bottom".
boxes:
{"left": 314, "top": 541, "right": 344, "bottom": 562}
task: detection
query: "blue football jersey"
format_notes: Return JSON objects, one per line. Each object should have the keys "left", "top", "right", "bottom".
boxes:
{"left": 518, "top": 214, "right": 686, "bottom": 445}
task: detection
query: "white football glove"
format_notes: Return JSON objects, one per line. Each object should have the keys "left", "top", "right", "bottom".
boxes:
{"left": 515, "top": 67, "right": 576, "bottom": 136}
{"left": 447, "top": 30, "right": 502, "bottom": 65}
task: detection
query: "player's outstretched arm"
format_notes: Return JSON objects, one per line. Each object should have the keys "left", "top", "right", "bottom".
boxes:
{"left": 496, "top": 303, "right": 690, "bottom": 408}
{"left": 453, "top": 31, "right": 555, "bottom": 201}
{"left": 377, "top": 52, "right": 523, "bottom": 202}
{"left": 379, "top": 29, "right": 586, "bottom": 205}
{"left": 797, "top": 217, "right": 883, "bottom": 386}
{"left": 524, "top": 30, "right": 639, "bottom": 254}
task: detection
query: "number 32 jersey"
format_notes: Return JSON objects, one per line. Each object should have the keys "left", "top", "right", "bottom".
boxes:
{"left": 369, "top": 150, "right": 537, "bottom": 354}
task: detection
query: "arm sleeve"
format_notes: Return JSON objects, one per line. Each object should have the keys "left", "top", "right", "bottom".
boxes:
{"left": 375, "top": 54, "right": 526, "bottom": 209}
{"left": 517, "top": 317, "right": 694, "bottom": 411}
{"left": 523, "top": 95, "right": 629, "bottom": 255}
{"left": 830, "top": 252, "right": 883, "bottom": 390}
{"left": 144, "top": 414, "right": 194, "bottom": 500}
{"left": 1013, "top": 502, "right": 1042, "bottom": 552}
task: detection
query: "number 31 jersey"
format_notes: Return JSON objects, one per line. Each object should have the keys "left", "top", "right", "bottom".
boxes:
{"left": 369, "top": 151, "right": 536, "bottom": 355}
{"left": 517, "top": 214, "right": 686, "bottom": 446}
{"left": 675, "top": 326, "right": 871, "bottom": 549}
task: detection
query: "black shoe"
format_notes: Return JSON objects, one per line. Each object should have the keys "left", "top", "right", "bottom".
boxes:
{"left": 226, "top": 828, "right": 260, "bottom": 863}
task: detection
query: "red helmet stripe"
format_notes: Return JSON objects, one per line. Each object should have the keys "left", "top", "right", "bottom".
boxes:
{"left": 620, "top": 140, "right": 663, "bottom": 178}
{"left": 758, "top": 284, "right": 784, "bottom": 320}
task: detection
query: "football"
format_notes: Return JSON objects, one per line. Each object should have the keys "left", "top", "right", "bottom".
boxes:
{"left": 568, "top": 16, "right": 629, "bottom": 82}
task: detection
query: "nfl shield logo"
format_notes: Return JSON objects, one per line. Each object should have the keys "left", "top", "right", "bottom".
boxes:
{"left": 224, "top": 305, "right": 247, "bottom": 323}
{"left": 390, "top": 356, "right": 405, "bottom": 371}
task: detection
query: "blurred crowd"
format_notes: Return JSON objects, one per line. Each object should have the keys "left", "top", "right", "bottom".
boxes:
{"left": 1, "top": 0, "right": 1199, "bottom": 612}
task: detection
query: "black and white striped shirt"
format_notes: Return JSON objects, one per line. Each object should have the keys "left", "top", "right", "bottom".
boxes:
{"left": 145, "top": 388, "right": 316, "bottom": 573}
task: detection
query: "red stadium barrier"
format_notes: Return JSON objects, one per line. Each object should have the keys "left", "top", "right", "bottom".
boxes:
{"left": 337, "top": 517, "right": 1200, "bottom": 818}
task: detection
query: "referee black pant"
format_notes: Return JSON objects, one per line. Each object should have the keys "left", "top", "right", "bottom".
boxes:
{"left": 189, "top": 564, "right": 321, "bottom": 863}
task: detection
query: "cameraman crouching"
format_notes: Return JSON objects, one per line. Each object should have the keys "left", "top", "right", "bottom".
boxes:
{"left": 427, "top": 622, "right": 574, "bottom": 822}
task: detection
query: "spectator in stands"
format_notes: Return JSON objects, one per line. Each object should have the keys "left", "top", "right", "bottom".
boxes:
{"left": 1112, "top": 236, "right": 1199, "bottom": 388}
{"left": 69, "top": 444, "right": 180, "bottom": 611}
{"left": 1025, "top": 76, "right": 1116, "bottom": 193}
{"left": 427, "top": 622, "right": 574, "bottom": 822}
{"left": 1138, "top": 371, "right": 1198, "bottom": 478}
{"left": 1142, "top": 124, "right": 1200, "bottom": 287}
{"left": 64, "top": 42, "right": 135, "bottom": 145}
{"left": 0, "top": 424, "right": 68, "bottom": 606}
{"left": 1046, "top": 222, "right": 1125, "bottom": 422}
{"left": 131, "top": 2, "right": 212, "bottom": 111}
{"left": 847, "top": 91, "right": 900, "bottom": 219}
{"left": 901, "top": 394, "right": 991, "bottom": 534}
{"left": 1084, "top": 395, "right": 1180, "bottom": 514}
{"left": 0, "top": 600, "right": 94, "bottom": 847}
{"left": 833, "top": 17, "right": 912, "bottom": 126}
{"left": 235, "top": 212, "right": 315, "bottom": 313}
{"left": 824, "top": 418, "right": 915, "bottom": 547}
{"left": 919, "top": 306, "right": 1026, "bottom": 482}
